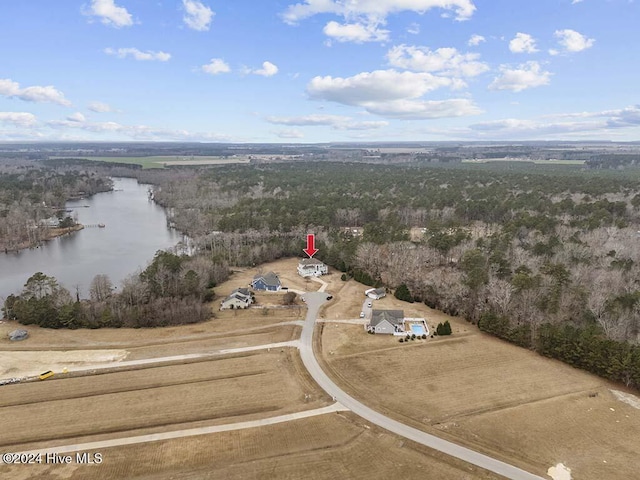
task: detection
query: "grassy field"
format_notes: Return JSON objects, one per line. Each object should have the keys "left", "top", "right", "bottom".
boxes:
{"left": 0, "top": 349, "right": 329, "bottom": 449}
{"left": 320, "top": 284, "right": 640, "bottom": 479}
{"left": 0, "top": 413, "right": 497, "bottom": 480}
{"left": 49, "top": 156, "right": 252, "bottom": 169}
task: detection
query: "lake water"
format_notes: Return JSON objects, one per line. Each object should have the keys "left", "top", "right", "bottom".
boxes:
{"left": 0, "top": 177, "right": 185, "bottom": 300}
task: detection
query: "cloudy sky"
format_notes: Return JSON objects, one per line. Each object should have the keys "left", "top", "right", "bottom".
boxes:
{"left": 0, "top": 0, "right": 639, "bottom": 142}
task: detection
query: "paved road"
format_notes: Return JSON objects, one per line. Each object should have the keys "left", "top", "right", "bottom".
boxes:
{"left": 300, "top": 291, "right": 546, "bottom": 480}
{"left": 3, "top": 403, "right": 348, "bottom": 461}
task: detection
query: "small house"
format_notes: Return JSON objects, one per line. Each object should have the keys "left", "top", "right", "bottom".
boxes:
{"left": 365, "top": 288, "right": 386, "bottom": 300}
{"left": 297, "top": 258, "right": 329, "bottom": 277}
{"left": 367, "top": 310, "right": 405, "bottom": 335}
{"left": 251, "top": 272, "right": 281, "bottom": 292}
{"left": 220, "top": 288, "right": 254, "bottom": 310}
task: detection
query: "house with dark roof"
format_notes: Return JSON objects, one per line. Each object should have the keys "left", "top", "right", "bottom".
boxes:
{"left": 365, "top": 287, "right": 386, "bottom": 300}
{"left": 297, "top": 258, "right": 329, "bottom": 277}
{"left": 220, "top": 288, "right": 254, "bottom": 310}
{"left": 251, "top": 272, "right": 282, "bottom": 292}
{"left": 367, "top": 310, "right": 405, "bottom": 335}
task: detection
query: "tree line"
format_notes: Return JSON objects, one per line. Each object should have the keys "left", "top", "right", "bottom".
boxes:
{"left": 2, "top": 251, "right": 229, "bottom": 329}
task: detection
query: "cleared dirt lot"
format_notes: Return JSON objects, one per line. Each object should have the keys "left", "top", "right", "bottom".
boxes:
{"left": 0, "top": 413, "right": 498, "bottom": 480}
{"left": 0, "top": 349, "right": 328, "bottom": 449}
{"left": 320, "top": 293, "right": 640, "bottom": 479}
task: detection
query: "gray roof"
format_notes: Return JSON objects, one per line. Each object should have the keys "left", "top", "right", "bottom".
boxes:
{"left": 370, "top": 310, "right": 404, "bottom": 327}
{"left": 253, "top": 271, "right": 281, "bottom": 287}
{"left": 9, "top": 329, "right": 28, "bottom": 341}
{"left": 299, "top": 258, "right": 325, "bottom": 266}
{"left": 372, "top": 288, "right": 386, "bottom": 295}
{"left": 224, "top": 287, "right": 252, "bottom": 303}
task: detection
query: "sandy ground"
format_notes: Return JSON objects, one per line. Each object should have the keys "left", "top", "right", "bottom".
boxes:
{"left": 320, "top": 282, "right": 640, "bottom": 480}
{"left": 0, "top": 350, "right": 128, "bottom": 380}
{"left": 0, "top": 413, "right": 497, "bottom": 480}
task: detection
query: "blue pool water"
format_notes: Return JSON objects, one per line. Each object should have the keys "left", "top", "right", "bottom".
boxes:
{"left": 410, "top": 324, "right": 426, "bottom": 335}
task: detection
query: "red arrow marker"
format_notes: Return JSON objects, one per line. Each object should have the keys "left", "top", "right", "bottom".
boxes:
{"left": 303, "top": 234, "right": 318, "bottom": 258}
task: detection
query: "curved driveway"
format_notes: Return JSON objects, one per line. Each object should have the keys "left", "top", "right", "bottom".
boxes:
{"left": 300, "top": 292, "right": 546, "bottom": 480}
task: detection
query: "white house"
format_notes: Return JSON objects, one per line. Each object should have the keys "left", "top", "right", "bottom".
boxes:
{"left": 297, "top": 258, "right": 329, "bottom": 277}
{"left": 367, "top": 310, "right": 405, "bottom": 335}
{"left": 220, "top": 288, "right": 254, "bottom": 310}
{"left": 365, "top": 288, "right": 386, "bottom": 300}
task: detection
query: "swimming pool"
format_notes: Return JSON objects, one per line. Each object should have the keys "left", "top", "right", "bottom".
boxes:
{"left": 410, "top": 324, "right": 426, "bottom": 335}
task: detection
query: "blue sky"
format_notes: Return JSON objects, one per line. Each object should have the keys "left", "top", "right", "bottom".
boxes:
{"left": 0, "top": 0, "right": 639, "bottom": 142}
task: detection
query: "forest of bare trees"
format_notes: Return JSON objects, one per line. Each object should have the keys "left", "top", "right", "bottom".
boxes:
{"left": 0, "top": 165, "right": 112, "bottom": 251}
{"left": 127, "top": 162, "right": 640, "bottom": 388}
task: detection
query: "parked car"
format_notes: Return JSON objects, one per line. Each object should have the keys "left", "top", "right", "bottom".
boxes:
{"left": 367, "top": 302, "right": 372, "bottom": 307}
{"left": 359, "top": 311, "right": 365, "bottom": 318}
{"left": 326, "top": 295, "right": 333, "bottom": 300}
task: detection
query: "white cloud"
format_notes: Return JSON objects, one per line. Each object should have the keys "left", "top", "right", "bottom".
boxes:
{"left": 283, "top": 0, "right": 476, "bottom": 44}
{"left": 363, "top": 98, "right": 481, "bottom": 119}
{"left": 0, "top": 78, "right": 71, "bottom": 106}
{"left": 509, "top": 33, "right": 538, "bottom": 53}
{"left": 249, "top": 61, "right": 279, "bottom": 77}
{"left": 552, "top": 29, "right": 595, "bottom": 54}
{"left": 84, "top": 0, "right": 133, "bottom": 28}
{"left": 182, "top": 0, "right": 214, "bottom": 31}
{"left": 273, "top": 129, "right": 304, "bottom": 139}
{"left": 67, "top": 112, "right": 86, "bottom": 122}
{"left": 572, "top": 0, "right": 584, "bottom": 4}
{"left": 489, "top": 61, "right": 551, "bottom": 92}
{"left": 88, "top": 101, "right": 115, "bottom": 113}
{"left": 46, "top": 118, "right": 232, "bottom": 141}
{"left": 407, "top": 23, "right": 421, "bottom": 35}
{"left": 282, "top": 0, "right": 477, "bottom": 24}
{"left": 323, "top": 21, "right": 390, "bottom": 43}
{"left": 104, "top": 47, "right": 171, "bottom": 61}
{"left": 266, "top": 114, "right": 389, "bottom": 130}
{"left": 468, "top": 34, "right": 485, "bottom": 46}
{"left": 0, "top": 112, "right": 38, "bottom": 127}
{"left": 202, "top": 58, "right": 231, "bottom": 75}
{"left": 386, "top": 45, "right": 489, "bottom": 77}
{"left": 464, "top": 118, "right": 608, "bottom": 138}
{"left": 307, "top": 69, "right": 480, "bottom": 119}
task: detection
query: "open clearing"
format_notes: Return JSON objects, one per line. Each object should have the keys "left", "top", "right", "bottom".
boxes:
{"left": 321, "top": 281, "right": 640, "bottom": 479}
{"left": 1, "top": 413, "right": 496, "bottom": 480}
{"left": 0, "top": 349, "right": 329, "bottom": 449}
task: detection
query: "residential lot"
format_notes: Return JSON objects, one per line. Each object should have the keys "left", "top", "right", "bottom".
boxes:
{"left": 2, "top": 259, "right": 639, "bottom": 479}
{"left": 320, "top": 282, "right": 640, "bottom": 479}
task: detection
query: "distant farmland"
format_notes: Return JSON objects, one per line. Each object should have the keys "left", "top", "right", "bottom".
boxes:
{"left": 462, "top": 158, "right": 585, "bottom": 165}
{"left": 50, "top": 156, "right": 252, "bottom": 169}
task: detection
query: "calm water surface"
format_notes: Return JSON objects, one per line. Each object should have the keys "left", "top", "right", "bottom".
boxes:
{"left": 0, "top": 177, "right": 184, "bottom": 299}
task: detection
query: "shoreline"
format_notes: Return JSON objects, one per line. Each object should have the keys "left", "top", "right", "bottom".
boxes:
{"left": 1, "top": 224, "right": 84, "bottom": 254}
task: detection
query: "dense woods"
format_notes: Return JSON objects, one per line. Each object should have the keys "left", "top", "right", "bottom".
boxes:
{"left": 0, "top": 167, "right": 112, "bottom": 251}
{"left": 137, "top": 162, "right": 640, "bottom": 388}
{"left": 3, "top": 158, "right": 640, "bottom": 388}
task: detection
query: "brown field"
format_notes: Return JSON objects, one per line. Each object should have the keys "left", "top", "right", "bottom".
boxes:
{"left": 0, "top": 413, "right": 497, "bottom": 480}
{"left": 0, "top": 349, "right": 329, "bottom": 450}
{"left": 320, "top": 301, "right": 640, "bottom": 479}
{"left": 4, "top": 259, "right": 639, "bottom": 479}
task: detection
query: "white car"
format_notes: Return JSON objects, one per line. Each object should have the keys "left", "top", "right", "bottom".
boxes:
{"left": 367, "top": 302, "right": 372, "bottom": 307}
{"left": 359, "top": 311, "right": 365, "bottom": 318}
